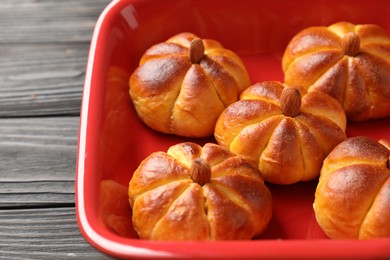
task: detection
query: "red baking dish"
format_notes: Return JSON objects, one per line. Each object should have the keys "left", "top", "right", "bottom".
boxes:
{"left": 76, "top": 0, "right": 390, "bottom": 258}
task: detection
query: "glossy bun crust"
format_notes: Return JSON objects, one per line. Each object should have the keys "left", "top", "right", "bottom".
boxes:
{"left": 214, "top": 81, "right": 347, "bottom": 185}
{"left": 314, "top": 136, "right": 390, "bottom": 239}
{"left": 129, "top": 32, "right": 251, "bottom": 137}
{"left": 282, "top": 22, "right": 390, "bottom": 121}
{"left": 128, "top": 142, "right": 272, "bottom": 240}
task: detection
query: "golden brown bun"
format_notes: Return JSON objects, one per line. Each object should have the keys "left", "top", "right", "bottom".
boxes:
{"left": 128, "top": 142, "right": 272, "bottom": 240}
{"left": 214, "top": 81, "right": 347, "bottom": 185}
{"left": 282, "top": 21, "right": 390, "bottom": 121}
{"left": 129, "top": 32, "right": 251, "bottom": 138}
{"left": 314, "top": 136, "right": 390, "bottom": 239}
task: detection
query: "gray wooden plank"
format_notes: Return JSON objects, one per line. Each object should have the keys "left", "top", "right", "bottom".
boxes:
{"left": 0, "top": 0, "right": 111, "bottom": 117}
{"left": 0, "top": 1, "right": 121, "bottom": 258}
{"left": 0, "top": 117, "right": 79, "bottom": 207}
{"left": 0, "top": 43, "right": 88, "bottom": 117}
{"left": 0, "top": 0, "right": 112, "bottom": 44}
{"left": 0, "top": 207, "right": 112, "bottom": 259}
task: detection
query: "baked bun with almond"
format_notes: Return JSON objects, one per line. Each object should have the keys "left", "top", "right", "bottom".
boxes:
{"left": 313, "top": 136, "right": 390, "bottom": 239}
{"left": 214, "top": 81, "right": 347, "bottom": 185}
{"left": 282, "top": 21, "right": 390, "bottom": 121}
{"left": 128, "top": 142, "right": 272, "bottom": 240}
{"left": 129, "top": 32, "right": 251, "bottom": 138}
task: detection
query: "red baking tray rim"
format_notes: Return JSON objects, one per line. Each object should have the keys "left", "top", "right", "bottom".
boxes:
{"left": 76, "top": 0, "right": 390, "bottom": 258}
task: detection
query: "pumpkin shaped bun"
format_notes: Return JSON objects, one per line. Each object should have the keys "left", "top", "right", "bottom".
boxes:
{"left": 282, "top": 22, "right": 390, "bottom": 121}
{"left": 129, "top": 32, "right": 251, "bottom": 138}
{"left": 128, "top": 142, "right": 272, "bottom": 240}
{"left": 214, "top": 81, "right": 347, "bottom": 185}
{"left": 314, "top": 136, "right": 390, "bottom": 239}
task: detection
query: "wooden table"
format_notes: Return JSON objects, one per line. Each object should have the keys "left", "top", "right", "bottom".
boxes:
{"left": 0, "top": 1, "right": 113, "bottom": 258}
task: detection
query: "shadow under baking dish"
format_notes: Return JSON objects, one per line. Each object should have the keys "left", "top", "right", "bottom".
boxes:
{"left": 76, "top": 0, "right": 390, "bottom": 258}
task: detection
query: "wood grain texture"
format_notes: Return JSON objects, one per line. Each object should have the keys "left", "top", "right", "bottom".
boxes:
{"left": 0, "top": 207, "right": 111, "bottom": 259}
{"left": 0, "top": 0, "right": 111, "bottom": 44}
{"left": 0, "top": 0, "right": 119, "bottom": 258}
{"left": 0, "top": 0, "right": 112, "bottom": 117}
{"left": 0, "top": 43, "right": 89, "bottom": 117}
{"left": 0, "top": 117, "right": 78, "bottom": 207}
